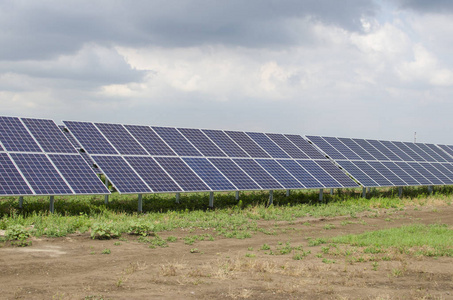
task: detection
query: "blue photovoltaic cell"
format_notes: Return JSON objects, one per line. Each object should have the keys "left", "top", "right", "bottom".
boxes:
{"left": 432, "top": 163, "right": 453, "bottom": 179}
{"left": 154, "top": 157, "right": 210, "bottom": 191}
{"left": 256, "top": 159, "right": 303, "bottom": 189}
{"left": 93, "top": 156, "right": 151, "bottom": 194}
{"left": 419, "top": 162, "right": 452, "bottom": 184}
{"left": 306, "top": 136, "right": 347, "bottom": 160}
{"left": 284, "top": 135, "right": 326, "bottom": 159}
{"left": 125, "top": 125, "right": 176, "bottom": 156}
{"left": 246, "top": 132, "right": 290, "bottom": 158}
{"left": 403, "top": 142, "right": 434, "bottom": 162}
{"left": 442, "top": 163, "right": 453, "bottom": 174}
{"left": 315, "top": 160, "right": 358, "bottom": 187}
{"left": 407, "top": 162, "right": 443, "bottom": 185}
{"left": 437, "top": 145, "right": 453, "bottom": 158}
{"left": 380, "top": 140, "right": 413, "bottom": 161}
{"left": 336, "top": 160, "right": 378, "bottom": 187}
{"left": 0, "top": 144, "right": 3, "bottom": 151}
{"left": 353, "top": 139, "right": 389, "bottom": 161}
{"left": 58, "top": 126, "right": 96, "bottom": 168}
{"left": 95, "top": 123, "right": 148, "bottom": 155}
{"left": 425, "top": 144, "right": 453, "bottom": 162}
{"left": 10, "top": 153, "right": 73, "bottom": 195}
{"left": 0, "top": 153, "right": 33, "bottom": 195}
{"left": 225, "top": 131, "right": 270, "bottom": 158}
{"left": 276, "top": 160, "right": 323, "bottom": 188}
{"left": 413, "top": 143, "right": 445, "bottom": 162}
{"left": 202, "top": 130, "right": 249, "bottom": 157}
{"left": 49, "top": 154, "right": 110, "bottom": 194}
{"left": 152, "top": 127, "right": 203, "bottom": 157}
{"left": 321, "top": 137, "right": 361, "bottom": 160}
{"left": 0, "top": 116, "right": 41, "bottom": 152}
{"left": 380, "top": 161, "right": 419, "bottom": 185}
{"left": 352, "top": 161, "right": 393, "bottom": 186}
{"left": 63, "top": 121, "right": 118, "bottom": 155}
{"left": 392, "top": 142, "right": 424, "bottom": 162}
{"left": 266, "top": 133, "right": 309, "bottom": 159}
{"left": 125, "top": 156, "right": 182, "bottom": 193}
{"left": 395, "top": 162, "right": 431, "bottom": 185}
{"left": 208, "top": 158, "right": 260, "bottom": 190}
{"left": 183, "top": 157, "right": 236, "bottom": 191}
{"left": 233, "top": 159, "right": 283, "bottom": 189}
{"left": 296, "top": 160, "right": 342, "bottom": 188}
{"left": 178, "top": 128, "right": 226, "bottom": 157}
{"left": 22, "top": 118, "right": 77, "bottom": 154}
{"left": 366, "top": 161, "right": 407, "bottom": 186}
{"left": 367, "top": 140, "right": 402, "bottom": 161}
{"left": 338, "top": 138, "right": 375, "bottom": 160}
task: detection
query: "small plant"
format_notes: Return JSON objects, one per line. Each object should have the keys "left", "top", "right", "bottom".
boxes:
{"left": 322, "top": 258, "right": 335, "bottom": 264}
{"left": 190, "top": 248, "right": 199, "bottom": 253}
{"left": 372, "top": 262, "right": 379, "bottom": 271}
{"left": 6, "top": 225, "right": 31, "bottom": 247}
{"left": 114, "top": 242, "right": 121, "bottom": 246}
{"left": 247, "top": 247, "right": 254, "bottom": 251}
{"left": 127, "top": 221, "right": 154, "bottom": 236}
{"left": 323, "top": 224, "right": 335, "bottom": 230}
{"left": 166, "top": 236, "right": 178, "bottom": 242}
{"left": 102, "top": 248, "right": 111, "bottom": 254}
{"left": 245, "top": 253, "right": 256, "bottom": 258}
{"left": 91, "top": 222, "right": 120, "bottom": 240}
{"left": 321, "top": 246, "right": 330, "bottom": 254}
{"left": 260, "top": 243, "right": 271, "bottom": 250}
{"left": 308, "top": 238, "right": 326, "bottom": 247}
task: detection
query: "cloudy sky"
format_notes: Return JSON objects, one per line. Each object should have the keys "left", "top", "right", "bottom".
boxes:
{"left": 1, "top": 0, "right": 453, "bottom": 144}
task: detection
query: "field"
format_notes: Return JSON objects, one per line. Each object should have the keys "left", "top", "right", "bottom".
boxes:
{"left": 0, "top": 187, "right": 452, "bottom": 299}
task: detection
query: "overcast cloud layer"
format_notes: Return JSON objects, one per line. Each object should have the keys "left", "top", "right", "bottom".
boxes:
{"left": 1, "top": 0, "right": 453, "bottom": 143}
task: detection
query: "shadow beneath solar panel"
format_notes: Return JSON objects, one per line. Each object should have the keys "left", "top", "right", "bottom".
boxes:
{"left": 1, "top": 186, "right": 452, "bottom": 216}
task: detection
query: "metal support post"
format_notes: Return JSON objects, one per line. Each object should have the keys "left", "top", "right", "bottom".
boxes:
{"left": 209, "top": 192, "right": 214, "bottom": 208}
{"left": 19, "top": 196, "right": 23, "bottom": 209}
{"left": 330, "top": 188, "right": 334, "bottom": 195}
{"left": 367, "top": 187, "right": 371, "bottom": 193}
{"left": 286, "top": 190, "right": 290, "bottom": 197}
{"left": 362, "top": 187, "right": 367, "bottom": 198}
{"left": 175, "top": 193, "right": 180, "bottom": 204}
{"left": 398, "top": 187, "right": 403, "bottom": 198}
{"left": 235, "top": 191, "right": 240, "bottom": 201}
{"left": 49, "top": 196, "right": 55, "bottom": 213}
{"left": 138, "top": 194, "right": 143, "bottom": 213}
{"left": 428, "top": 186, "right": 433, "bottom": 195}
{"left": 104, "top": 177, "right": 109, "bottom": 205}
{"left": 268, "top": 190, "right": 274, "bottom": 206}
{"left": 319, "top": 189, "right": 323, "bottom": 202}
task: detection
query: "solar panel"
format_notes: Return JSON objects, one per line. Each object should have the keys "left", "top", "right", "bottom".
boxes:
{"left": 276, "top": 160, "right": 324, "bottom": 188}
{"left": 178, "top": 128, "right": 226, "bottom": 157}
{"left": 305, "top": 136, "right": 347, "bottom": 160}
{"left": 351, "top": 161, "right": 393, "bottom": 186}
{"left": 58, "top": 126, "right": 96, "bottom": 168}
{"left": 425, "top": 144, "right": 453, "bottom": 162}
{"left": 437, "top": 145, "right": 453, "bottom": 158}
{"left": 380, "top": 161, "right": 419, "bottom": 185}
{"left": 433, "top": 163, "right": 453, "bottom": 179}
{"left": 154, "top": 157, "right": 210, "bottom": 191}
{"left": 413, "top": 143, "right": 445, "bottom": 162}
{"left": 353, "top": 139, "right": 389, "bottom": 161}
{"left": 49, "top": 154, "right": 110, "bottom": 194}
{"left": 93, "top": 155, "right": 152, "bottom": 194}
{"left": 0, "top": 116, "right": 42, "bottom": 152}
{"left": 10, "top": 153, "right": 73, "bottom": 195}
{"left": 95, "top": 123, "right": 148, "bottom": 155}
{"left": 366, "top": 161, "right": 407, "bottom": 186}
{"left": 202, "top": 129, "right": 249, "bottom": 158}
{"left": 0, "top": 153, "right": 34, "bottom": 195}
{"left": 321, "top": 137, "right": 361, "bottom": 160}
{"left": 22, "top": 118, "right": 77, "bottom": 154}
{"left": 0, "top": 144, "right": 4, "bottom": 151}
{"left": 183, "top": 157, "right": 236, "bottom": 191}
{"left": 379, "top": 140, "right": 413, "bottom": 161}
{"left": 124, "top": 125, "right": 176, "bottom": 156}
{"left": 336, "top": 160, "right": 379, "bottom": 187}
{"left": 125, "top": 156, "right": 182, "bottom": 193}
{"left": 366, "top": 140, "right": 402, "bottom": 161}
{"left": 418, "top": 162, "right": 451, "bottom": 184}
{"left": 403, "top": 142, "right": 434, "bottom": 162}
{"left": 255, "top": 159, "right": 303, "bottom": 189}
{"left": 266, "top": 133, "right": 309, "bottom": 159}
{"left": 337, "top": 138, "right": 375, "bottom": 160}
{"left": 63, "top": 121, "right": 118, "bottom": 155}
{"left": 442, "top": 162, "right": 453, "bottom": 174}
{"left": 208, "top": 158, "right": 261, "bottom": 190}
{"left": 392, "top": 142, "right": 425, "bottom": 162}
{"left": 395, "top": 162, "right": 431, "bottom": 185}
{"left": 284, "top": 135, "right": 326, "bottom": 159}
{"left": 246, "top": 132, "right": 290, "bottom": 158}
{"left": 296, "top": 160, "right": 343, "bottom": 188}
{"left": 233, "top": 159, "right": 283, "bottom": 189}
{"left": 315, "top": 160, "right": 359, "bottom": 187}
{"left": 407, "top": 162, "right": 443, "bottom": 185}
{"left": 152, "top": 127, "right": 203, "bottom": 157}
{"left": 225, "top": 131, "right": 270, "bottom": 158}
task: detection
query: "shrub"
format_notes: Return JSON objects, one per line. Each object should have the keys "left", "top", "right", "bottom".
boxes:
{"left": 91, "top": 222, "right": 121, "bottom": 240}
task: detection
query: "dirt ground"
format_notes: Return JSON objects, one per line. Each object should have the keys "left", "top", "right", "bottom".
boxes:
{"left": 1, "top": 205, "right": 452, "bottom": 300}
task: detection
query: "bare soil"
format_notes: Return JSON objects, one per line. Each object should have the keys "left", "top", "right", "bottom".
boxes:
{"left": 1, "top": 205, "right": 452, "bottom": 300}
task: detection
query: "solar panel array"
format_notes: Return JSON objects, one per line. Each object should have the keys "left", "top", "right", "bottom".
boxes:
{"left": 62, "top": 121, "right": 359, "bottom": 194}
{"left": 306, "top": 136, "right": 453, "bottom": 188}
{"left": 0, "top": 116, "right": 110, "bottom": 196}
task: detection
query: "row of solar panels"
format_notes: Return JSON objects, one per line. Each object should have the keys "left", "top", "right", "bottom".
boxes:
{"left": 2, "top": 115, "right": 453, "bottom": 197}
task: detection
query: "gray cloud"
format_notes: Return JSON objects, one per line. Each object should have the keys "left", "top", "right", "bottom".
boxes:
{"left": 396, "top": 0, "right": 453, "bottom": 13}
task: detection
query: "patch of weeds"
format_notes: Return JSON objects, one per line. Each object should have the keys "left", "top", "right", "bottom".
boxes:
{"left": 245, "top": 253, "right": 256, "bottom": 258}
{"left": 316, "top": 253, "right": 323, "bottom": 258}
{"left": 308, "top": 238, "right": 326, "bottom": 246}
{"left": 323, "top": 224, "right": 335, "bottom": 230}
{"left": 114, "top": 242, "right": 121, "bottom": 246}
{"left": 91, "top": 222, "right": 120, "bottom": 240}
{"left": 322, "top": 258, "right": 335, "bottom": 264}
{"left": 372, "top": 262, "right": 379, "bottom": 271}
{"left": 247, "top": 247, "right": 254, "bottom": 251}
{"left": 260, "top": 243, "right": 271, "bottom": 250}
{"left": 293, "top": 250, "right": 310, "bottom": 260}
{"left": 6, "top": 225, "right": 32, "bottom": 247}
{"left": 321, "top": 246, "right": 330, "bottom": 254}
{"left": 102, "top": 248, "right": 111, "bottom": 254}
{"left": 127, "top": 221, "right": 154, "bottom": 236}
{"left": 190, "top": 248, "right": 199, "bottom": 253}
{"left": 166, "top": 236, "right": 178, "bottom": 242}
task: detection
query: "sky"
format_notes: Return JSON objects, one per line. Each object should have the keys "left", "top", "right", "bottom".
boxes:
{"left": 1, "top": 0, "right": 453, "bottom": 144}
